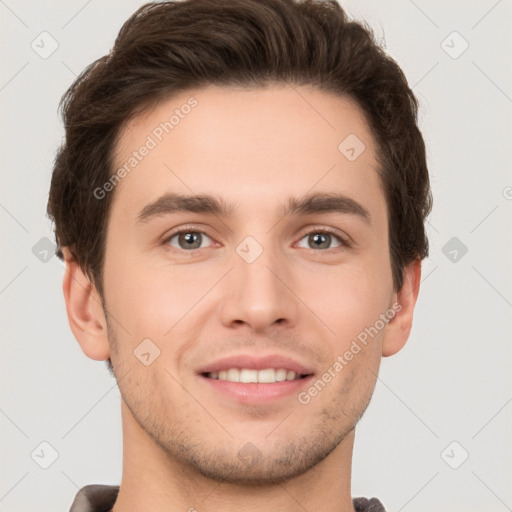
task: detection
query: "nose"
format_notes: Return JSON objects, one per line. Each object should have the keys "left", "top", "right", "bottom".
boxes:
{"left": 218, "top": 243, "right": 300, "bottom": 333}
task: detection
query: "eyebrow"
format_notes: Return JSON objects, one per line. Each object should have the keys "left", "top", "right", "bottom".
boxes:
{"left": 136, "top": 192, "right": 371, "bottom": 225}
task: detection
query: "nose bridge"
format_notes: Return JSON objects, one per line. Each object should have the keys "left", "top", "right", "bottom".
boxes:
{"left": 234, "top": 233, "right": 284, "bottom": 303}
{"left": 219, "top": 233, "right": 298, "bottom": 330}
{"left": 236, "top": 239, "right": 279, "bottom": 293}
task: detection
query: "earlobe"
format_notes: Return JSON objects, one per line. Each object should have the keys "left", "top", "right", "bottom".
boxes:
{"left": 382, "top": 259, "right": 422, "bottom": 357}
{"left": 61, "top": 249, "right": 111, "bottom": 361}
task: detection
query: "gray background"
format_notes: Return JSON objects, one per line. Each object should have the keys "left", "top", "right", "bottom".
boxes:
{"left": 1, "top": 1, "right": 511, "bottom": 511}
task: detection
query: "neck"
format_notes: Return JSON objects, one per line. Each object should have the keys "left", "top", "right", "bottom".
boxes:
{"left": 113, "top": 400, "right": 356, "bottom": 512}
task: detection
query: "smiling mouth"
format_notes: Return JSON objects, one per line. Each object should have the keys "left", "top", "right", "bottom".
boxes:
{"left": 201, "top": 368, "right": 313, "bottom": 383}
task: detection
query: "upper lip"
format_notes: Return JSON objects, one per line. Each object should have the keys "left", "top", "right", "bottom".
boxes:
{"left": 197, "top": 354, "right": 315, "bottom": 376}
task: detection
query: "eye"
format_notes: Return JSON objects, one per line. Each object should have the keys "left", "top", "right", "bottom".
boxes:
{"left": 296, "top": 229, "right": 347, "bottom": 251}
{"left": 163, "top": 226, "right": 349, "bottom": 253}
{"left": 165, "top": 230, "right": 213, "bottom": 250}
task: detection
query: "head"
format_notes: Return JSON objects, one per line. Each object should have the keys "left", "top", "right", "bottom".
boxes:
{"left": 48, "top": 0, "right": 431, "bottom": 485}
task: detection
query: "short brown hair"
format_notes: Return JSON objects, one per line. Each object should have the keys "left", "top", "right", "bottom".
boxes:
{"left": 47, "top": 0, "right": 432, "bottom": 298}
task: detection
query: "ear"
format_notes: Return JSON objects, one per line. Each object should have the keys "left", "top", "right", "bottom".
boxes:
{"left": 382, "top": 258, "right": 422, "bottom": 357}
{"left": 61, "top": 248, "right": 111, "bottom": 361}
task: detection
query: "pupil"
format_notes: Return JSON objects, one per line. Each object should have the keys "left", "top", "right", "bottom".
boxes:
{"left": 181, "top": 232, "right": 201, "bottom": 249}
{"left": 311, "top": 233, "right": 329, "bottom": 249}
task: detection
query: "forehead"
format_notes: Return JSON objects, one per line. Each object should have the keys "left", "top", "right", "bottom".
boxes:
{"left": 110, "top": 84, "right": 385, "bottom": 224}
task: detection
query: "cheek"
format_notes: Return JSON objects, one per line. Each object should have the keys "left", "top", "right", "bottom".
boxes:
{"left": 105, "top": 251, "right": 213, "bottom": 342}
{"left": 102, "top": 242, "right": 168, "bottom": 336}
{"left": 310, "top": 261, "right": 391, "bottom": 341}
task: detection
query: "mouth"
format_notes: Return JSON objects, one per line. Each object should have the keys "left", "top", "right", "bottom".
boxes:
{"left": 196, "top": 354, "right": 315, "bottom": 404}
{"left": 202, "top": 368, "right": 312, "bottom": 383}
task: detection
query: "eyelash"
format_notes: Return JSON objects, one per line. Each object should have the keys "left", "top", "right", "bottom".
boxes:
{"left": 162, "top": 225, "right": 350, "bottom": 253}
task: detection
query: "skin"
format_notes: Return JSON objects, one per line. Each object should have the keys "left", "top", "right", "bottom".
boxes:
{"left": 62, "top": 84, "right": 421, "bottom": 512}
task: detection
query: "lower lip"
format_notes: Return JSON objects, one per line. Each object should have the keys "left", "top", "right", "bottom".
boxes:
{"left": 199, "top": 374, "right": 315, "bottom": 405}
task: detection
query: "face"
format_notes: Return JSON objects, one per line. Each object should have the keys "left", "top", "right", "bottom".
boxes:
{"left": 101, "top": 84, "right": 398, "bottom": 484}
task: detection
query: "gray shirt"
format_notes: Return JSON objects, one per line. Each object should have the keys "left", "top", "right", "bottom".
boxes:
{"left": 68, "top": 485, "right": 387, "bottom": 511}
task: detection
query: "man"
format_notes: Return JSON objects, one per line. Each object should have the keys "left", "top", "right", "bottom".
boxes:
{"left": 47, "top": 0, "right": 432, "bottom": 510}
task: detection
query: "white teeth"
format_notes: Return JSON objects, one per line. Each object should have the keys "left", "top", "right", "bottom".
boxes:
{"left": 257, "top": 368, "right": 276, "bottom": 383}
{"left": 208, "top": 368, "right": 302, "bottom": 383}
{"left": 275, "top": 369, "right": 287, "bottom": 382}
{"left": 240, "top": 369, "right": 258, "bottom": 383}
{"left": 227, "top": 368, "right": 240, "bottom": 382}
